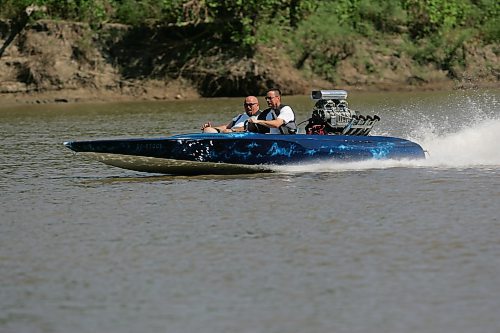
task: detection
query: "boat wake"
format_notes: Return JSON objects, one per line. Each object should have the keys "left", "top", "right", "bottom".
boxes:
{"left": 415, "top": 117, "right": 500, "bottom": 167}
{"left": 274, "top": 117, "right": 500, "bottom": 173}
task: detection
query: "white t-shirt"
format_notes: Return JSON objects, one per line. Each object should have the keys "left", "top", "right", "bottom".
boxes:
{"left": 265, "top": 106, "right": 295, "bottom": 134}
{"left": 230, "top": 113, "right": 249, "bottom": 129}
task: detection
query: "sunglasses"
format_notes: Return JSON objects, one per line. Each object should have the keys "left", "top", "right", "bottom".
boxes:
{"left": 244, "top": 103, "right": 258, "bottom": 107}
{"left": 265, "top": 96, "right": 278, "bottom": 100}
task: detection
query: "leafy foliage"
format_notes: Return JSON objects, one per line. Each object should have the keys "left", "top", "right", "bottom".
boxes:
{"left": 1, "top": 0, "right": 496, "bottom": 40}
{"left": 283, "top": 3, "right": 357, "bottom": 80}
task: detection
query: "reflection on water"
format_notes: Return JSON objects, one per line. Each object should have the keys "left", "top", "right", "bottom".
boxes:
{"left": 1, "top": 89, "right": 500, "bottom": 333}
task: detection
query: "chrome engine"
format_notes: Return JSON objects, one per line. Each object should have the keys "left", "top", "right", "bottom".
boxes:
{"left": 305, "top": 90, "right": 380, "bottom": 136}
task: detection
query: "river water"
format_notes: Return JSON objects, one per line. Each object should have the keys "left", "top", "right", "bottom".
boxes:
{"left": 1, "top": 89, "right": 499, "bottom": 333}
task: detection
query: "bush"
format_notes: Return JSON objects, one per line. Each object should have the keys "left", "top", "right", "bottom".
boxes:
{"left": 405, "top": 29, "right": 472, "bottom": 75}
{"left": 286, "top": 4, "right": 357, "bottom": 81}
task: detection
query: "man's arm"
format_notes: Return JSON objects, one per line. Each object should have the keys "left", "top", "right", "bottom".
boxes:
{"left": 220, "top": 126, "right": 244, "bottom": 133}
{"left": 247, "top": 118, "right": 284, "bottom": 129}
{"left": 202, "top": 121, "right": 240, "bottom": 133}
{"left": 207, "top": 121, "right": 233, "bottom": 132}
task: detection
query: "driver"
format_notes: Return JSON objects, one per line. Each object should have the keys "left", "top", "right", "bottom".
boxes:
{"left": 247, "top": 88, "right": 297, "bottom": 134}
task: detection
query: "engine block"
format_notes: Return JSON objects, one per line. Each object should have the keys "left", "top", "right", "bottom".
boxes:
{"left": 306, "top": 90, "right": 379, "bottom": 136}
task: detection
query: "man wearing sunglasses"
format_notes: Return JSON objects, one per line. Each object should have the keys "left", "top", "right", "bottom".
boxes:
{"left": 247, "top": 89, "right": 297, "bottom": 134}
{"left": 201, "top": 96, "right": 261, "bottom": 133}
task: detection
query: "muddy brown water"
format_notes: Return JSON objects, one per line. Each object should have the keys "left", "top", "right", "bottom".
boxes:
{"left": 1, "top": 89, "right": 500, "bottom": 333}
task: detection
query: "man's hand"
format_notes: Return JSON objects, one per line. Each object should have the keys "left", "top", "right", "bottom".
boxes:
{"left": 200, "top": 122, "right": 212, "bottom": 130}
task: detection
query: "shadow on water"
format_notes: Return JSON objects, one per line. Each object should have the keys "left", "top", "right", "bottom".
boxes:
{"left": 76, "top": 171, "right": 278, "bottom": 185}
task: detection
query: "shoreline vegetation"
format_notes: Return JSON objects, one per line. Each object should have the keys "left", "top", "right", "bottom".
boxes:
{"left": 0, "top": 0, "right": 498, "bottom": 106}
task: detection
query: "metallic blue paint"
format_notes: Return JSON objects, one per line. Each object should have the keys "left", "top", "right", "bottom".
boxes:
{"left": 64, "top": 132, "right": 425, "bottom": 167}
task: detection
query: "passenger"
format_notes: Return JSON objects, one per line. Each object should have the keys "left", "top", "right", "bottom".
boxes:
{"left": 247, "top": 88, "right": 297, "bottom": 134}
{"left": 201, "top": 96, "right": 261, "bottom": 133}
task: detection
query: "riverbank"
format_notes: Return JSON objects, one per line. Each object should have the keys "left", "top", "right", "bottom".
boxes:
{"left": 3, "top": 80, "right": 500, "bottom": 109}
{"left": 1, "top": 19, "right": 498, "bottom": 107}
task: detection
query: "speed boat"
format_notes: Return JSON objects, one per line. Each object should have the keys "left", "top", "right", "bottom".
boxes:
{"left": 63, "top": 90, "right": 425, "bottom": 175}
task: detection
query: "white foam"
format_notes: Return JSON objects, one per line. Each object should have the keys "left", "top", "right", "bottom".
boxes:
{"left": 272, "top": 159, "right": 421, "bottom": 173}
{"left": 417, "top": 118, "right": 500, "bottom": 167}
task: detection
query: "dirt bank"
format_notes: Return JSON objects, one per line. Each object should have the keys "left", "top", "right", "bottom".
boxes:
{"left": 0, "top": 19, "right": 498, "bottom": 106}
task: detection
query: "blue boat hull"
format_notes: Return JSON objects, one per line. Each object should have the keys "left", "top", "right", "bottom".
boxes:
{"left": 64, "top": 132, "right": 425, "bottom": 174}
